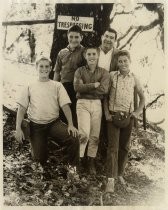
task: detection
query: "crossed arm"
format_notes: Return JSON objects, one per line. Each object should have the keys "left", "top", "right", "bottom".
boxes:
{"left": 74, "top": 70, "right": 110, "bottom": 95}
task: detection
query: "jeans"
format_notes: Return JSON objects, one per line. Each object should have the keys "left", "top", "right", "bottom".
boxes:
{"left": 106, "top": 118, "right": 134, "bottom": 178}
{"left": 76, "top": 99, "right": 102, "bottom": 158}
{"left": 59, "top": 82, "right": 78, "bottom": 128}
{"left": 29, "top": 118, "right": 79, "bottom": 166}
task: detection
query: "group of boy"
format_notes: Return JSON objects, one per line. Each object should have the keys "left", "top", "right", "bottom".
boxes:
{"left": 15, "top": 25, "right": 145, "bottom": 193}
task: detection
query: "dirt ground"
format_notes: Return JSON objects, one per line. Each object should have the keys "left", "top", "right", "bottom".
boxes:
{"left": 3, "top": 110, "right": 165, "bottom": 206}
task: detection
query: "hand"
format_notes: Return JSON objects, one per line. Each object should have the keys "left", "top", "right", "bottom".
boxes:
{"left": 68, "top": 125, "right": 78, "bottom": 138}
{"left": 130, "top": 111, "right": 139, "bottom": 119}
{"left": 105, "top": 113, "right": 113, "bottom": 122}
{"left": 15, "top": 128, "right": 25, "bottom": 144}
{"left": 94, "top": 82, "right": 100, "bottom": 88}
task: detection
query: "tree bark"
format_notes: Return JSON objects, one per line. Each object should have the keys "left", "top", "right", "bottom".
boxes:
{"left": 50, "top": 3, "right": 114, "bottom": 78}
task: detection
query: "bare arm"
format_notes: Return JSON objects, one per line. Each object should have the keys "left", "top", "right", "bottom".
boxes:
{"left": 53, "top": 54, "right": 62, "bottom": 81}
{"left": 61, "top": 104, "right": 78, "bottom": 137}
{"left": 103, "top": 96, "right": 113, "bottom": 121}
{"left": 132, "top": 77, "right": 145, "bottom": 118}
{"left": 15, "top": 105, "right": 27, "bottom": 143}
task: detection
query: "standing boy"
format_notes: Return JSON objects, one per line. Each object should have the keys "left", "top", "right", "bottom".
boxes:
{"left": 53, "top": 25, "right": 85, "bottom": 127}
{"left": 74, "top": 47, "right": 110, "bottom": 175}
{"left": 104, "top": 50, "right": 145, "bottom": 192}
{"left": 15, "top": 56, "right": 79, "bottom": 169}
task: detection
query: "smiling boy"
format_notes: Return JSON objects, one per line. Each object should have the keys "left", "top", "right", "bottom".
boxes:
{"left": 74, "top": 46, "right": 110, "bottom": 175}
{"left": 15, "top": 56, "right": 79, "bottom": 170}
{"left": 53, "top": 25, "right": 85, "bottom": 127}
{"left": 104, "top": 50, "right": 145, "bottom": 192}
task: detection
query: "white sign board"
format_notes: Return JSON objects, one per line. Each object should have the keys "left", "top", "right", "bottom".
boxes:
{"left": 57, "top": 15, "right": 94, "bottom": 32}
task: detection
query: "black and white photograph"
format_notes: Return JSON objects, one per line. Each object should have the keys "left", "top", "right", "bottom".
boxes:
{"left": 1, "top": 0, "right": 166, "bottom": 207}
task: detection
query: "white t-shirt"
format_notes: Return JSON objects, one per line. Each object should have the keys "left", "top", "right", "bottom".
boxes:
{"left": 17, "top": 80, "right": 71, "bottom": 124}
{"left": 98, "top": 48, "right": 113, "bottom": 71}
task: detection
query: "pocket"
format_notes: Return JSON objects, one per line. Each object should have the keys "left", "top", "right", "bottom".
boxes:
{"left": 76, "top": 100, "right": 85, "bottom": 110}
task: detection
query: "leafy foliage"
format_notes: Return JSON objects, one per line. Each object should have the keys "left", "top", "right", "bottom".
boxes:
{"left": 3, "top": 111, "right": 165, "bottom": 206}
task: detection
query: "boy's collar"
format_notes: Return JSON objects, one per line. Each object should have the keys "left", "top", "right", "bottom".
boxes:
{"left": 67, "top": 44, "right": 83, "bottom": 52}
{"left": 99, "top": 45, "right": 114, "bottom": 54}
{"left": 86, "top": 64, "right": 98, "bottom": 71}
{"left": 118, "top": 70, "right": 131, "bottom": 76}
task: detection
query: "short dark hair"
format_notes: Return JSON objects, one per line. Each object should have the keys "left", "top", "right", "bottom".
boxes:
{"left": 83, "top": 44, "right": 100, "bottom": 57}
{"left": 68, "top": 25, "right": 83, "bottom": 35}
{"left": 116, "top": 50, "right": 131, "bottom": 61}
{"left": 103, "top": 28, "right": 117, "bottom": 40}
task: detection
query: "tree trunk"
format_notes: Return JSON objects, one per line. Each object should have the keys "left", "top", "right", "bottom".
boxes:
{"left": 50, "top": 3, "right": 114, "bottom": 78}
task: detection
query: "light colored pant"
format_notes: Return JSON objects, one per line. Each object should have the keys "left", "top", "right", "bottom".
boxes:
{"left": 76, "top": 99, "right": 102, "bottom": 158}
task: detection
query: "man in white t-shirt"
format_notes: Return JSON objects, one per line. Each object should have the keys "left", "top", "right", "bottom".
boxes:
{"left": 98, "top": 28, "right": 119, "bottom": 72}
{"left": 15, "top": 56, "right": 79, "bottom": 169}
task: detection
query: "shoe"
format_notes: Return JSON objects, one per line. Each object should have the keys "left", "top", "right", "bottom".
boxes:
{"left": 118, "top": 176, "right": 126, "bottom": 185}
{"left": 105, "top": 178, "right": 115, "bottom": 193}
{"left": 88, "top": 157, "right": 96, "bottom": 175}
{"left": 77, "top": 157, "right": 86, "bottom": 174}
{"left": 67, "top": 165, "right": 80, "bottom": 181}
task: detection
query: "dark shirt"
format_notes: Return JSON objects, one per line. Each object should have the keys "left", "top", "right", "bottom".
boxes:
{"left": 53, "top": 45, "right": 85, "bottom": 83}
{"left": 74, "top": 65, "right": 110, "bottom": 100}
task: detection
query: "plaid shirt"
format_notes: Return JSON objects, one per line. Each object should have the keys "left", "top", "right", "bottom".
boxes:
{"left": 53, "top": 45, "right": 85, "bottom": 83}
{"left": 108, "top": 71, "right": 140, "bottom": 113}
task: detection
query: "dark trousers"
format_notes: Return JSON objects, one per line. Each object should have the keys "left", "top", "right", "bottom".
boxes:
{"left": 106, "top": 119, "right": 134, "bottom": 178}
{"left": 60, "top": 82, "right": 77, "bottom": 128}
{"left": 29, "top": 119, "right": 79, "bottom": 166}
{"left": 98, "top": 106, "right": 108, "bottom": 160}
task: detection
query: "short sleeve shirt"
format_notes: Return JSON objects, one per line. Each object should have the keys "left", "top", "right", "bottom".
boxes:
{"left": 109, "top": 71, "right": 135, "bottom": 112}
{"left": 17, "top": 80, "right": 71, "bottom": 124}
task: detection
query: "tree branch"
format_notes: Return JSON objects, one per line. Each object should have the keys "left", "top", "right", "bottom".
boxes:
{"left": 110, "top": 11, "right": 133, "bottom": 23}
{"left": 110, "top": 4, "right": 143, "bottom": 24}
{"left": 117, "top": 26, "right": 133, "bottom": 48}
{"left": 145, "top": 93, "right": 165, "bottom": 110}
{"left": 119, "top": 19, "right": 160, "bottom": 50}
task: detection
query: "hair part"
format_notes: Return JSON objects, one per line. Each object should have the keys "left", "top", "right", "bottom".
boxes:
{"left": 36, "top": 56, "right": 52, "bottom": 66}
{"left": 104, "top": 28, "right": 117, "bottom": 40}
{"left": 83, "top": 46, "right": 100, "bottom": 57}
{"left": 68, "top": 25, "right": 83, "bottom": 35}
{"left": 116, "top": 50, "right": 131, "bottom": 61}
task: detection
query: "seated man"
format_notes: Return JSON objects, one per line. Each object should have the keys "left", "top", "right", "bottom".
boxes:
{"left": 15, "top": 56, "right": 79, "bottom": 170}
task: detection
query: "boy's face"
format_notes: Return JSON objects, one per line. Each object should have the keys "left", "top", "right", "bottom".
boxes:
{"left": 67, "top": 31, "right": 83, "bottom": 49}
{"left": 84, "top": 48, "right": 99, "bottom": 66}
{"left": 101, "top": 31, "right": 116, "bottom": 51}
{"left": 37, "top": 59, "right": 51, "bottom": 78}
{"left": 117, "top": 55, "right": 130, "bottom": 73}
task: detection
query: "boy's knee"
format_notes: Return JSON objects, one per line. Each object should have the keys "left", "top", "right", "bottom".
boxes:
{"left": 31, "top": 149, "right": 48, "bottom": 164}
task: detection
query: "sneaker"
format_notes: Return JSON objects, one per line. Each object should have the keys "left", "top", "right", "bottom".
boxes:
{"left": 105, "top": 178, "right": 115, "bottom": 193}
{"left": 67, "top": 165, "right": 80, "bottom": 181}
{"left": 118, "top": 176, "right": 126, "bottom": 185}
